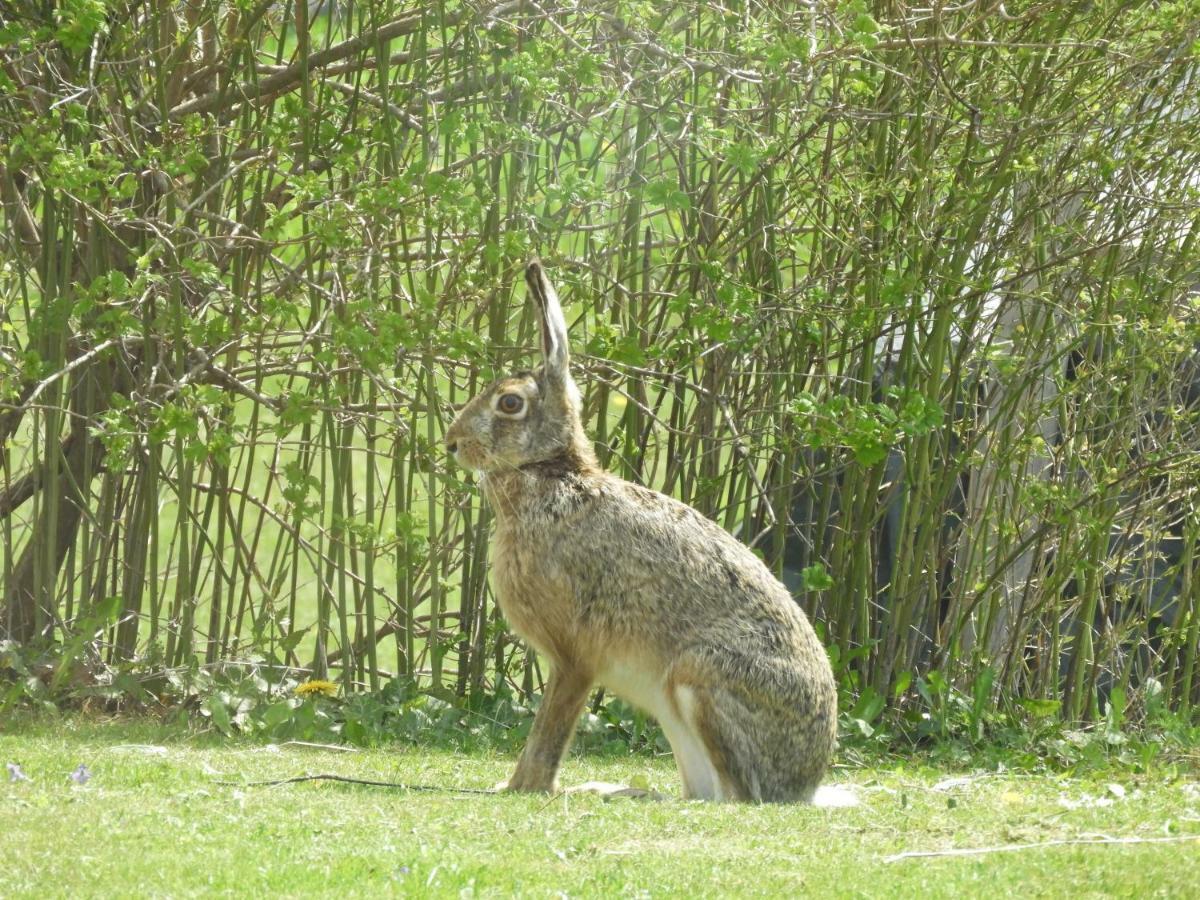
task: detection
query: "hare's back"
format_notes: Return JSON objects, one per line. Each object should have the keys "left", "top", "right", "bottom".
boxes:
{"left": 577, "top": 476, "right": 817, "bottom": 647}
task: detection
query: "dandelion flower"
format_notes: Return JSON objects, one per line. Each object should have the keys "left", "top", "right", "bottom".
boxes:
{"left": 295, "top": 679, "right": 338, "bottom": 699}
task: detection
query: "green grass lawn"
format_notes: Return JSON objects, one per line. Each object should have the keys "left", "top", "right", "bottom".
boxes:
{"left": 3, "top": 717, "right": 1199, "bottom": 898}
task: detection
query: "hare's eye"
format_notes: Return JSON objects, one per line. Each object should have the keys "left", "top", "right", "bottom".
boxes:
{"left": 497, "top": 393, "right": 525, "bottom": 415}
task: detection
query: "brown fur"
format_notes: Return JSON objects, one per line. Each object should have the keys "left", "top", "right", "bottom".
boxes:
{"left": 444, "top": 261, "right": 837, "bottom": 802}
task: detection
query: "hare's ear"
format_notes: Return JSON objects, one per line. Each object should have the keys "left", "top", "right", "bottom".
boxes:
{"left": 526, "top": 260, "right": 569, "bottom": 379}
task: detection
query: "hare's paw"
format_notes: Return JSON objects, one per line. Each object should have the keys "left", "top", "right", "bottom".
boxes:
{"left": 499, "top": 772, "right": 558, "bottom": 794}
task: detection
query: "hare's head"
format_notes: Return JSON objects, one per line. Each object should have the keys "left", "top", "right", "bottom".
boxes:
{"left": 446, "top": 262, "right": 592, "bottom": 474}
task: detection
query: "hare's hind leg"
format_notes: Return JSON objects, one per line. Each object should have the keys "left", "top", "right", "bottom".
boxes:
{"left": 658, "top": 675, "right": 774, "bottom": 802}
{"left": 662, "top": 683, "right": 735, "bottom": 801}
{"left": 666, "top": 677, "right": 820, "bottom": 803}
{"left": 665, "top": 653, "right": 830, "bottom": 803}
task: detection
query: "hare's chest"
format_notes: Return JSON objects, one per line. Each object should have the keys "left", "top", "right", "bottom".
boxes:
{"left": 490, "top": 525, "right": 576, "bottom": 659}
{"left": 490, "top": 530, "right": 536, "bottom": 610}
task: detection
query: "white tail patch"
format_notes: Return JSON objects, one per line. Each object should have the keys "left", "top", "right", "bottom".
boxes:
{"left": 812, "top": 784, "right": 860, "bottom": 808}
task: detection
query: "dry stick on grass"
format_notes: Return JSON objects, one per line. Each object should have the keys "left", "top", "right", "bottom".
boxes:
{"left": 222, "top": 774, "right": 663, "bottom": 803}
{"left": 279, "top": 740, "right": 361, "bottom": 752}
{"left": 883, "top": 834, "right": 1200, "bottom": 863}
{"left": 219, "top": 773, "right": 496, "bottom": 795}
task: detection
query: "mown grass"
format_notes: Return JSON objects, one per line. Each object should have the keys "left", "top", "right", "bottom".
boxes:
{"left": 3, "top": 716, "right": 1200, "bottom": 897}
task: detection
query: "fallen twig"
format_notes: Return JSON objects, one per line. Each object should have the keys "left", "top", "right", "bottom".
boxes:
{"left": 884, "top": 834, "right": 1200, "bottom": 863}
{"left": 217, "top": 774, "right": 494, "bottom": 795}
{"left": 280, "top": 741, "right": 360, "bottom": 753}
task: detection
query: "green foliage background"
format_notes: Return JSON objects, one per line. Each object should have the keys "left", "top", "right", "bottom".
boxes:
{"left": 2, "top": 0, "right": 1200, "bottom": 729}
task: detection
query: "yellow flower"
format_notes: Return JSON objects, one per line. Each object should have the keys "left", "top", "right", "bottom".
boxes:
{"left": 295, "top": 679, "right": 338, "bottom": 698}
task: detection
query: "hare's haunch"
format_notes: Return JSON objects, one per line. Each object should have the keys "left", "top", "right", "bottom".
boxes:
{"left": 445, "top": 261, "right": 837, "bottom": 802}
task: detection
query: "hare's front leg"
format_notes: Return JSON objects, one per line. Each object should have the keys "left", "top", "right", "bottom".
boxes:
{"left": 504, "top": 664, "right": 592, "bottom": 793}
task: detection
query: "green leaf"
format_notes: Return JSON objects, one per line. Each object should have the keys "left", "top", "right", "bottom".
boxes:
{"left": 725, "top": 142, "right": 762, "bottom": 177}
{"left": 259, "top": 700, "right": 297, "bottom": 730}
{"left": 204, "top": 696, "right": 233, "bottom": 736}
{"left": 850, "top": 686, "right": 885, "bottom": 724}
{"left": 278, "top": 628, "right": 309, "bottom": 654}
{"left": 645, "top": 179, "right": 692, "bottom": 211}
{"left": 851, "top": 440, "right": 889, "bottom": 467}
{"left": 1018, "top": 698, "right": 1061, "bottom": 718}
{"left": 801, "top": 564, "right": 834, "bottom": 592}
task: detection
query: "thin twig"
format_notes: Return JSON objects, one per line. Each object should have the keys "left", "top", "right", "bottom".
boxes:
{"left": 217, "top": 773, "right": 495, "bottom": 795}
{"left": 883, "top": 834, "right": 1200, "bottom": 863}
{"left": 279, "top": 741, "right": 360, "bottom": 753}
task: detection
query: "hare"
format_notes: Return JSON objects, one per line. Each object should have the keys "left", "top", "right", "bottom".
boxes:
{"left": 444, "top": 261, "right": 837, "bottom": 802}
